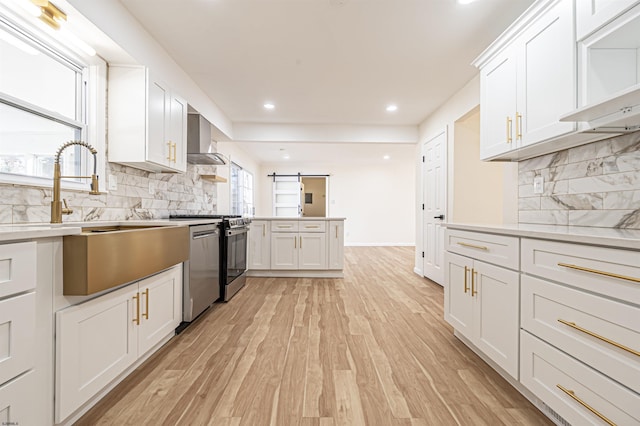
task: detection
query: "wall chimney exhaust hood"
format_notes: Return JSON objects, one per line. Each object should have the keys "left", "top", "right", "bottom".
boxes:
{"left": 187, "top": 114, "right": 227, "bottom": 165}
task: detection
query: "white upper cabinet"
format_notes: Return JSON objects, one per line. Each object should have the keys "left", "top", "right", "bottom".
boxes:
{"left": 108, "top": 65, "right": 187, "bottom": 173}
{"left": 576, "top": 0, "right": 640, "bottom": 40}
{"left": 476, "top": 0, "right": 577, "bottom": 160}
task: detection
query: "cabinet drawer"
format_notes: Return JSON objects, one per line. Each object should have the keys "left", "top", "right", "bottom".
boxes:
{"left": 271, "top": 221, "right": 299, "bottom": 232}
{"left": 299, "top": 221, "right": 326, "bottom": 233}
{"left": 0, "top": 369, "right": 36, "bottom": 426}
{"left": 521, "top": 238, "right": 640, "bottom": 305}
{"left": 521, "top": 331, "right": 640, "bottom": 426}
{"left": 0, "top": 292, "right": 35, "bottom": 386}
{"left": 522, "top": 274, "right": 640, "bottom": 394}
{"left": 0, "top": 241, "right": 36, "bottom": 299}
{"left": 445, "top": 229, "right": 519, "bottom": 270}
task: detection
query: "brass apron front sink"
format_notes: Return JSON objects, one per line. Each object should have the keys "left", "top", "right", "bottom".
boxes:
{"left": 63, "top": 225, "right": 189, "bottom": 295}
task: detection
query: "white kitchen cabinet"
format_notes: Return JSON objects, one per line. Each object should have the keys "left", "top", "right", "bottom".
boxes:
{"left": 576, "top": 0, "right": 639, "bottom": 40}
{"left": 328, "top": 220, "right": 344, "bottom": 270}
{"left": 108, "top": 65, "right": 187, "bottom": 173}
{"left": 0, "top": 293, "right": 36, "bottom": 386}
{"left": 0, "top": 370, "right": 37, "bottom": 426}
{"left": 444, "top": 251, "right": 520, "bottom": 379}
{"left": 248, "top": 220, "right": 271, "bottom": 270}
{"left": 476, "top": 0, "right": 576, "bottom": 160}
{"left": 270, "top": 221, "right": 327, "bottom": 270}
{"left": 55, "top": 265, "right": 182, "bottom": 422}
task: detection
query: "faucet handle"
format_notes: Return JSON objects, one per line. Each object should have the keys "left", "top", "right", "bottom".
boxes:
{"left": 62, "top": 199, "right": 73, "bottom": 215}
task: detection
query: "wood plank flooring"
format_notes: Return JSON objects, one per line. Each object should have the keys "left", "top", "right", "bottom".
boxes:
{"left": 76, "top": 246, "right": 552, "bottom": 425}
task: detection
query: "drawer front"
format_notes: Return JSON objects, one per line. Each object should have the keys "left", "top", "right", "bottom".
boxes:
{"left": 521, "top": 331, "right": 640, "bottom": 426}
{"left": 0, "top": 292, "right": 36, "bottom": 386}
{"left": 521, "top": 238, "right": 640, "bottom": 305}
{"left": 0, "top": 369, "right": 36, "bottom": 426}
{"left": 522, "top": 274, "right": 640, "bottom": 394}
{"left": 0, "top": 241, "right": 36, "bottom": 299}
{"left": 299, "top": 221, "right": 326, "bottom": 233}
{"left": 445, "top": 229, "right": 519, "bottom": 270}
{"left": 271, "top": 221, "right": 299, "bottom": 232}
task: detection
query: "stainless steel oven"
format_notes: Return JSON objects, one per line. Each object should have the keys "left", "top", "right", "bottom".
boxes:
{"left": 221, "top": 217, "right": 251, "bottom": 301}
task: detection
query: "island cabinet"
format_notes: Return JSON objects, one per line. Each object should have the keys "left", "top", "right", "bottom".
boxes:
{"left": 55, "top": 264, "right": 182, "bottom": 423}
{"left": 248, "top": 218, "right": 345, "bottom": 278}
{"left": 108, "top": 65, "right": 187, "bottom": 173}
{"left": 0, "top": 241, "right": 37, "bottom": 426}
{"left": 444, "top": 230, "right": 520, "bottom": 379}
{"left": 476, "top": 0, "right": 576, "bottom": 160}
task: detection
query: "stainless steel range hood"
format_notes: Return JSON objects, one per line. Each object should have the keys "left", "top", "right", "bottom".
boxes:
{"left": 187, "top": 114, "right": 227, "bottom": 165}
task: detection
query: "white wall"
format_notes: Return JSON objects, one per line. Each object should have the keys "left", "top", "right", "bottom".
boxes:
{"left": 414, "top": 75, "right": 518, "bottom": 273}
{"left": 216, "top": 141, "right": 263, "bottom": 215}
{"left": 257, "top": 148, "right": 416, "bottom": 246}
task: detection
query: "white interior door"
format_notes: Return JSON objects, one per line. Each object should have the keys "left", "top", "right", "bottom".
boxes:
{"left": 422, "top": 130, "right": 447, "bottom": 286}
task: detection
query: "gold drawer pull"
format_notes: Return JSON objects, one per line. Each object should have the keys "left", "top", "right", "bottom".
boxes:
{"left": 263, "top": 224, "right": 266, "bottom": 236}
{"left": 516, "top": 112, "right": 522, "bottom": 140}
{"left": 471, "top": 268, "right": 478, "bottom": 296}
{"left": 464, "top": 266, "right": 469, "bottom": 293}
{"left": 305, "top": 225, "right": 320, "bottom": 228}
{"left": 132, "top": 293, "right": 140, "bottom": 325}
{"left": 557, "top": 263, "right": 640, "bottom": 284}
{"left": 457, "top": 242, "right": 488, "bottom": 251}
{"left": 506, "top": 116, "right": 512, "bottom": 144}
{"left": 556, "top": 384, "right": 616, "bottom": 426}
{"left": 278, "top": 225, "right": 293, "bottom": 228}
{"left": 142, "top": 288, "right": 149, "bottom": 320}
{"left": 558, "top": 319, "right": 640, "bottom": 357}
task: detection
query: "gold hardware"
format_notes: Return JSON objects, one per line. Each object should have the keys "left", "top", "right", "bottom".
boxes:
{"left": 51, "top": 140, "right": 100, "bottom": 223}
{"left": 133, "top": 293, "right": 140, "bottom": 325}
{"left": 457, "top": 242, "right": 489, "bottom": 251}
{"left": 142, "top": 288, "right": 149, "bottom": 320}
{"left": 464, "top": 266, "right": 469, "bottom": 293}
{"left": 306, "top": 225, "right": 320, "bottom": 229}
{"left": 556, "top": 385, "right": 616, "bottom": 426}
{"left": 294, "top": 236, "right": 297, "bottom": 248}
{"left": 557, "top": 262, "right": 640, "bottom": 284}
{"left": 167, "top": 141, "right": 172, "bottom": 161}
{"left": 278, "top": 225, "right": 293, "bottom": 228}
{"left": 516, "top": 112, "right": 522, "bottom": 140}
{"left": 31, "top": 0, "right": 67, "bottom": 30}
{"left": 471, "top": 269, "right": 478, "bottom": 296}
{"left": 263, "top": 224, "right": 266, "bottom": 237}
{"left": 300, "top": 236, "right": 302, "bottom": 248}
{"left": 171, "top": 142, "right": 177, "bottom": 162}
{"left": 558, "top": 319, "right": 640, "bottom": 357}
{"left": 506, "top": 116, "right": 512, "bottom": 144}
{"left": 335, "top": 226, "right": 338, "bottom": 238}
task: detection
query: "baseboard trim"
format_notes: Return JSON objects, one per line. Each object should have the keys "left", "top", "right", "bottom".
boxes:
{"left": 345, "top": 243, "right": 415, "bottom": 247}
{"left": 247, "top": 270, "right": 344, "bottom": 278}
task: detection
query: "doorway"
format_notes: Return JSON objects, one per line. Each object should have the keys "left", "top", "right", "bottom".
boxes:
{"left": 301, "top": 177, "right": 327, "bottom": 217}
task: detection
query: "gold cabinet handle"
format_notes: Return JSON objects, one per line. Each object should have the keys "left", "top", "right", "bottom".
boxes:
{"left": 464, "top": 266, "right": 469, "bottom": 293}
{"left": 457, "top": 241, "right": 488, "bottom": 251}
{"left": 335, "top": 225, "right": 338, "bottom": 238}
{"left": 278, "top": 225, "right": 293, "bottom": 228}
{"left": 557, "top": 262, "right": 640, "bottom": 284}
{"left": 471, "top": 268, "right": 478, "bottom": 296}
{"left": 516, "top": 112, "right": 522, "bottom": 140}
{"left": 132, "top": 293, "right": 140, "bottom": 325}
{"left": 558, "top": 319, "right": 640, "bottom": 357}
{"left": 294, "top": 236, "right": 297, "bottom": 248}
{"left": 300, "top": 235, "right": 302, "bottom": 248}
{"left": 556, "top": 384, "right": 616, "bottom": 426}
{"left": 263, "top": 223, "right": 266, "bottom": 237}
{"left": 166, "top": 141, "right": 172, "bottom": 161}
{"left": 142, "top": 288, "right": 149, "bottom": 320}
{"left": 506, "top": 116, "right": 512, "bottom": 144}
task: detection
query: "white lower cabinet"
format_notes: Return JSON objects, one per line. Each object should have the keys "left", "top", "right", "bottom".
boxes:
{"left": 445, "top": 251, "right": 520, "bottom": 379}
{"left": 328, "top": 220, "right": 344, "bottom": 270}
{"left": 248, "top": 220, "right": 271, "bottom": 270}
{"left": 55, "top": 265, "right": 182, "bottom": 422}
{"left": 0, "top": 370, "right": 36, "bottom": 426}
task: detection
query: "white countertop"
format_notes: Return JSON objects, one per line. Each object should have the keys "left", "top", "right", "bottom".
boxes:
{"left": 444, "top": 222, "right": 640, "bottom": 250}
{"left": 0, "top": 219, "right": 223, "bottom": 243}
{"left": 253, "top": 217, "right": 346, "bottom": 221}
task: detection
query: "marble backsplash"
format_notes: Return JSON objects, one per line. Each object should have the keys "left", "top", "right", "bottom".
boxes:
{"left": 0, "top": 162, "right": 220, "bottom": 224}
{"left": 518, "top": 131, "right": 640, "bottom": 228}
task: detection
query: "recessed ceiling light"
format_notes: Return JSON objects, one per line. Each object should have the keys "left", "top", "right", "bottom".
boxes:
{"left": 383, "top": 155, "right": 390, "bottom": 160}
{"left": 264, "top": 103, "right": 275, "bottom": 110}
{"left": 386, "top": 105, "right": 398, "bottom": 112}
{"left": 283, "top": 154, "right": 290, "bottom": 160}
{"left": 457, "top": 0, "right": 476, "bottom": 4}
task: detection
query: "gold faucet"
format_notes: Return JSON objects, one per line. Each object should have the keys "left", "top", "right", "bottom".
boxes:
{"left": 51, "top": 140, "right": 100, "bottom": 224}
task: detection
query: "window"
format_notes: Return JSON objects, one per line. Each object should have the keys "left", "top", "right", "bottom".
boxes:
{"left": 0, "top": 11, "right": 105, "bottom": 191}
{"left": 230, "top": 162, "right": 254, "bottom": 217}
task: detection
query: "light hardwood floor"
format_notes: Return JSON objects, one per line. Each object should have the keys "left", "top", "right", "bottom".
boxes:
{"left": 76, "top": 246, "right": 552, "bottom": 426}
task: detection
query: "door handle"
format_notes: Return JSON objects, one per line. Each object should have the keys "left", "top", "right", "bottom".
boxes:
{"left": 433, "top": 215, "right": 444, "bottom": 220}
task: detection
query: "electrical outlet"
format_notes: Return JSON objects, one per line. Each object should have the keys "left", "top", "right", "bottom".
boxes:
{"left": 108, "top": 174, "right": 117, "bottom": 191}
{"left": 533, "top": 176, "right": 544, "bottom": 194}
{"left": 148, "top": 181, "right": 155, "bottom": 195}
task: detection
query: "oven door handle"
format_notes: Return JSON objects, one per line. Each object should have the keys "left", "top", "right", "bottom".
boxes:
{"left": 226, "top": 228, "right": 249, "bottom": 237}
{"left": 193, "top": 230, "right": 220, "bottom": 239}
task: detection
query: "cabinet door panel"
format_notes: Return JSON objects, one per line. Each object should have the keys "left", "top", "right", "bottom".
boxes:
{"left": 576, "top": 0, "right": 639, "bottom": 40}
{"left": 147, "top": 78, "right": 169, "bottom": 167}
{"left": 328, "top": 221, "right": 344, "bottom": 270}
{"left": 444, "top": 252, "right": 474, "bottom": 339}
{"left": 169, "top": 94, "right": 187, "bottom": 172}
{"left": 480, "top": 49, "right": 517, "bottom": 159}
{"left": 138, "top": 266, "right": 181, "bottom": 356}
{"left": 473, "top": 260, "right": 520, "bottom": 379}
{"left": 271, "top": 233, "right": 298, "bottom": 269}
{"left": 0, "top": 370, "right": 36, "bottom": 426}
{"left": 518, "top": 0, "right": 575, "bottom": 146}
{"left": 55, "top": 285, "right": 138, "bottom": 423}
{"left": 0, "top": 292, "right": 35, "bottom": 385}
{"left": 249, "top": 221, "right": 271, "bottom": 269}
{"left": 299, "top": 232, "right": 327, "bottom": 270}
{"left": 0, "top": 241, "right": 36, "bottom": 298}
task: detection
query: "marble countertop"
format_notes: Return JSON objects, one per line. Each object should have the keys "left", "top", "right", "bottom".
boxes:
{"left": 253, "top": 217, "right": 346, "bottom": 221}
{"left": 444, "top": 222, "right": 640, "bottom": 250}
{"left": 0, "top": 218, "right": 223, "bottom": 243}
